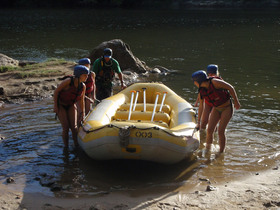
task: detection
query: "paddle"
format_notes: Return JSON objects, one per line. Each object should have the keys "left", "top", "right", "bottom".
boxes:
{"left": 159, "top": 91, "right": 167, "bottom": 112}
{"left": 128, "top": 90, "right": 136, "bottom": 120}
{"left": 132, "top": 91, "right": 139, "bottom": 111}
{"left": 142, "top": 87, "right": 146, "bottom": 112}
{"left": 151, "top": 92, "right": 160, "bottom": 122}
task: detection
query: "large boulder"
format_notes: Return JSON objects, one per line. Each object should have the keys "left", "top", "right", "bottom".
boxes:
{"left": 0, "top": 53, "right": 19, "bottom": 67}
{"left": 89, "top": 39, "right": 150, "bottom": 74}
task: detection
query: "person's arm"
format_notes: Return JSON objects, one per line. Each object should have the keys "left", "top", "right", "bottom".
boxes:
{"left": 196, "top": 93, "right": 204, "bottom": 129}
{"left": 53, "top": 78, "right": 71, "bottom": 113}
{"left": 194, "top": 94, "right": 200, "bottom": 107}
{"left": 113, "top": 58, "right": 126, "bottom": 89}
{"left": 117, "top": 72, "right": 126, "bottom": 89}
{"left": 91, "top": 72, "right": 96, "bottom": 100}
{"left": 79, "top": 83, "right": 86, "bottom": 121}
{"left": 212, "top": 79, "right": 241, "bottom": 110}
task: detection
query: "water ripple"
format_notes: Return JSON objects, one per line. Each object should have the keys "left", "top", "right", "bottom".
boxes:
{"left": 0, "top": 99, "right": 279, "bottom": 196}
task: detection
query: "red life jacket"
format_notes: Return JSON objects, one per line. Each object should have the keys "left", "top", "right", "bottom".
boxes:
{"left": 204, "top": 76, "right": 222, "bottom": 107}
{"left": 199, "top": 78, "right": 230, "bottom": 107}
{"left": 85, "top": 73, "right": 94, "bottom": 95}
{"left": 59, "top": 77, "right": 83, "bottom": 106}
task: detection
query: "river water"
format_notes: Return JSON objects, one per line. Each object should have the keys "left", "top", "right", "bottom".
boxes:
{"left": 0, "top": 9, "right": 279, "bottom": 197}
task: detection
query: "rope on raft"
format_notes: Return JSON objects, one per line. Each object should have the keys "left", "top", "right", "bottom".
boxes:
{"left": 80, "top": 123, "right": 197, "bottom": 139}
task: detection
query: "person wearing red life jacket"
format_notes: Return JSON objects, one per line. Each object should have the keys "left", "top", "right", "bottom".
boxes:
{"left": 192, "top": 70, "right": 241, "bottom": 153}
{"left": 194, "top": 64, "right": 222, "bottom": 130}
{"left": 78, "top": 58, "right": 96, "bottom": 115}
{"left": 53, "top": 65, "right": 89, "bottom": 148}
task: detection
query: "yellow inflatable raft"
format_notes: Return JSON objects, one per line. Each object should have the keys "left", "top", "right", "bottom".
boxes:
{"left": 78, "top": 83, "right": 199, "bottom": 164}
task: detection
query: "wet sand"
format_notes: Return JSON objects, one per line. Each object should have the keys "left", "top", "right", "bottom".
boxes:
{"left": 1, "top": 167, "right": 279, "bottom": 210}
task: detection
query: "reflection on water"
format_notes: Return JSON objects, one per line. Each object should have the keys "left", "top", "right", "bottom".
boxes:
{"left": 0, "top": 98, "right": 279, "bottom": 196}
{"left": 0, "top": 8, "right": 279, "bottom": 196}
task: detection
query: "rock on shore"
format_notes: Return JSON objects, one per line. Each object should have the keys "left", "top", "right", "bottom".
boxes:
{"left": 0, "top": 53, "right": 19, "bottom": 67}
{"left": 89, "top": 39, "right": 151, "bottom": 74}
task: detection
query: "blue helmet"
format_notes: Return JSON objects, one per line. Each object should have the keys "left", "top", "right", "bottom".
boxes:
{"left": 74, "top": 65, "right": 89, "bottom": 78}
{"left": 207, "top": 64, "right": 218, "bottom": 74}
{"left": 192, "top": 70, "right": 207, "bottom": 84}
{"left": 103, "top": 48, "right": 112, "bottom": 58}
{"left": 78, "top": 58, "right": 91, "bottom": 65}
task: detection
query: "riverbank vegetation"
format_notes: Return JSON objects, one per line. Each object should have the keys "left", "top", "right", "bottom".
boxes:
{"left": 0, "top": 58, "right": 75, "bottom": 103}
{"left": 0, "top": 58, "right": 74, "bottom": 79}
{"left": 1, "top": 0, "right": 279, "bottom": 8}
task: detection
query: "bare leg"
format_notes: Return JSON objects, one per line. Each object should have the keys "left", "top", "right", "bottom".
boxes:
{"left": 200, "top": 103, "right": 212, "bottom": 130}
{"left": 218, "top": 105, "right": 233, "bottom": 152}
{"left": 76, "top": 100, "right": 82, "bottom": 126}
{"left": 57, "top": 105, "right": 70, "bottom": 147}
{"left": 199, "top": 129, "right": 207, "bottom": 149}
{"left": 68, "top": 104, "right": 78, "bottom": 147}
{"left": 85, "top": 92, "right": 93, "bottom": 115}
{"left": 206, "top": 108, "right": 220, "bottom": 151}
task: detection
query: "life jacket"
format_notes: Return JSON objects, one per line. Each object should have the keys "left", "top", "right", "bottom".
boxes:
{"left": 199, "top": 78, "right": 230, "bottom": 107}
{"left": 210, "top": 76, "right": 222, "bottom": 80}
{"left": 97, "top": 58, "right": 115, "bottom": 82}
{"left": 58, "top": 77, "right": 83, "bottom": 106}
{"left": 85, "top": 73, "right": 94, "bottom": 95}
{"left": 203, "top": 76, "right": 223, "bottom": 106}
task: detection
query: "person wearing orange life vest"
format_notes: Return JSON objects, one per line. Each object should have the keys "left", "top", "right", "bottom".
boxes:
{"left": 53, "top": 65, "right": 89, "bottom": 148}
{"left": 192, "top": 70, "right": 241, "bottom": 153}
{"left": 92, "top": 48, "right": 126, "bottom": 101}
{"left": 78, "top": 58, "right": 96, "bottom": 115}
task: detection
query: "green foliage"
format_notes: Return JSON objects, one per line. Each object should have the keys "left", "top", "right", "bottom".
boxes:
{"left": 0, "top": 66, "right": 18, "bottom": 73}
{"left": 0, "top": 58, "right": 74, "bottom": 79}
{"left": 14, "top": 69, "right": 58, "bottom": 79}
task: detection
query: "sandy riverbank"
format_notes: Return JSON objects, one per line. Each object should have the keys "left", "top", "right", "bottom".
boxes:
{"left": 1, "top": 167, "right": 279, "bottom": 210}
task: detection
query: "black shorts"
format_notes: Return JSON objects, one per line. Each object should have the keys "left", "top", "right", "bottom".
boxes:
{"left": 96, "top": 85, "right": 113, "bottom": 101}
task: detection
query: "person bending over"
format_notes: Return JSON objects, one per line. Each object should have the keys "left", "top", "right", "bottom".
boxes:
{"left": 54, "top": 65, "right": 89, "bottom": 148}
{"left": 192, "top": 70, "right": 241, "bottom": 153}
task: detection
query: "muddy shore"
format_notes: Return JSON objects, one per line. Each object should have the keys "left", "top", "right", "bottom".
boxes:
{"left": 0, "top": 59, "right": 139, "bottom": 106}
{"left": 0, "top": 60, "right": 75, "bottom": 105}
{"left": 1, "top": 168, "right": 279, "bottom": 210}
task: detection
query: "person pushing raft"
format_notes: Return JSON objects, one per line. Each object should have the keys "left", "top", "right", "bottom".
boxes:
{"left": 192, "top": 70, "right": 241, "bottom": 153}
{"left": 78, "top": 58, "right": 96, "bottom": 115}
{"left": 53, "top": 65, "right": 89, "bottom": 148}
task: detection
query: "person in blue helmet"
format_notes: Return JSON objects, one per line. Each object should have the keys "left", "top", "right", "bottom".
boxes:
{"left": 192, "top": 70, "right": 241, "bottom": 153}
{"left": 78, "top": 58, "right": 96, "bottom": 115}
{"left": 194, "top": 64, "right": 222, "bottom": 129}
{"left": 92, "top": 48, "right": 126, "bottom": 101}
{"left": 54, "top": 65, "right": 89, "bottom": 148}
{"left": 206, "top": 64, "right": 221, "bottom": 78}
